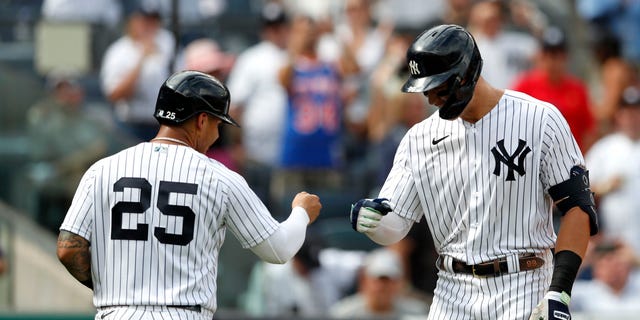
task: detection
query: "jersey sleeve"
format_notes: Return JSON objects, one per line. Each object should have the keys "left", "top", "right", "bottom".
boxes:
{"left": 378, "top": 131, "right": 423, "bottom": 222}
{"left": 59, "top": 165, "right": 98, "bottom": 240}
{"left": 540, "top": 105, "right": 586, "bottom": 189}
{"left": 223, "top": 171, "right": 280, "bottom": 248}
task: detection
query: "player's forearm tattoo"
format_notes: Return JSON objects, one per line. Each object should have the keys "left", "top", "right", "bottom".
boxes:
{"left": 57, "top": 231, "right": 93, "bottom": 288}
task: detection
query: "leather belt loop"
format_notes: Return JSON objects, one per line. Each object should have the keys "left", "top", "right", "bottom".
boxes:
{"left": 443, "top": 255, "right": 455, "bottom": 273}
{"left": 492, "top": 260, "right": 501, "bottom": 276}
{"left": 507, "top": 254, "right": 520, "bottom": 273}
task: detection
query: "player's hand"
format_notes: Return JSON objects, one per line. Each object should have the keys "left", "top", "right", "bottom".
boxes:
{"left": 350, "top": 198, "right": 392, "bottom": 233}
{"left": 292, "top": 192, "right": 321, "bottom": 224}
{"left": 529, "top": 291, "right": 571, "bottom": 320}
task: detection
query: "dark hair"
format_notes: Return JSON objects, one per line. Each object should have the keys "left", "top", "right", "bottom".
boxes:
{"left": 592, "top": 31, "right": 622, "bottom": 63}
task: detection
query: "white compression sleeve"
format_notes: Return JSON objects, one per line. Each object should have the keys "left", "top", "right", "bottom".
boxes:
{"left": 250, "top": 206, "right": 310, "bottom": 264}
{"left": 365, "top": 211, "right": 414, "bottom": 245}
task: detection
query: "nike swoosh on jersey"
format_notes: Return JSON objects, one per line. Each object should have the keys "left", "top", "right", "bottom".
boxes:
{"left": 432, "top": 135, "right": 449, "bottom": 145}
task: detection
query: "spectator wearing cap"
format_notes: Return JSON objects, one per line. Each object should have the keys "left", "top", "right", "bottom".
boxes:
{"left": 100, "top": 5, "right": 175, "bottom": 142}
{"left": 225, "top": 1, "right": 291, "bottom": 208}
{"left": 329, "top": 248, "right": 429, "bottom": 319}
{"left": 26, "top": 71, "right": 112, "bottom": 232}
{"left": 241, "top": 235, "right": 352, "bottom": 317}
{"left": 512, "top": 26, "right": 597, "bottom": 152}
{"left": 586, "top": 86, "right": 640, "bottom": 257}
{"left": 571, "top": 238, "right": 640, "bottom": 315}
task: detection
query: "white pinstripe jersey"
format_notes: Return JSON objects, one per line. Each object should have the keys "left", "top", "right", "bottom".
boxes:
{"left": 379, "top": 89, "right": 585, "bottom": 264}
{"left": 60, "top": 142, "right": 280, "bottom": 312}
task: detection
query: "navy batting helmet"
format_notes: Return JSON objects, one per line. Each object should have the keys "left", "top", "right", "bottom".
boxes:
{"left": 154, "top": 70, "right": 239, "bottom": 126}
{"left": 401, "top": 24, "right": 483, "bottom": 120}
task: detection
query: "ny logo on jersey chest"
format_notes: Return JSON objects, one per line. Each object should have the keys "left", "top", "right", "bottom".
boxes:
{"left": 491, "top": 139, "right": 531, "bottom": 181}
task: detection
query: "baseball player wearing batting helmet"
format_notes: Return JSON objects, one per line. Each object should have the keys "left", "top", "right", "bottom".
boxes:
{"left": 57, "top": 70, "right": 322, "bottom": 319}
{"left": 350, "top": 24, "right": 597, "bottom": 320}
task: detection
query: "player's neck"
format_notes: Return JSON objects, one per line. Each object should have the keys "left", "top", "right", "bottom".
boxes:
{"left": 151, "top": 126, "right": 195, "bottom": 148}
{"left": 459, "top": 78, "right": 504, "bottom": 123}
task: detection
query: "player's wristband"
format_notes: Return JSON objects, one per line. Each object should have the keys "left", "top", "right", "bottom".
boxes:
{"left": 549, "top": 250, "right": 582, "bottom": 295}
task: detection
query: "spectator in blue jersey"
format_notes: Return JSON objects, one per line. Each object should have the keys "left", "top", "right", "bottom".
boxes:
{"left": 273, "top": 14, "right": 359, "bottom": 209}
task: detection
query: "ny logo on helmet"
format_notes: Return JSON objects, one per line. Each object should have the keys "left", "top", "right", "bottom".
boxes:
{"left": 409, "top": 60, "right": 420, "bottom": 75}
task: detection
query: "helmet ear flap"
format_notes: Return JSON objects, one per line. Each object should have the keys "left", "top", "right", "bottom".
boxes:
{"left": 438, "top": 77, "right": 463, "bottom": 120}
{"left": 438, "top": 54, "right": 482, "bottom": 120}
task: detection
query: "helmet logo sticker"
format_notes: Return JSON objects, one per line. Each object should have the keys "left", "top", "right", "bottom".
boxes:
{"left": 409, "top": 60, "right": 420, "bottom": 75}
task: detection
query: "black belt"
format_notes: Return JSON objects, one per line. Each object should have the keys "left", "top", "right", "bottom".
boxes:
{"left": 102, "top": 305, "right": 201, "bottom": 313}
{"left": 439, "top": 254, "right": 545, "bottom": 277}
{"left": 168, "top": 305, "right": 201, "bottom": 312}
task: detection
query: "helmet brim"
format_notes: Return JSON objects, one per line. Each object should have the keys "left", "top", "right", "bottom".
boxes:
{"left": 401, "top": 72, "right": 451, "bottom": 93}
{"left": 218, "top": 114, "right": 240, "bottom": 127}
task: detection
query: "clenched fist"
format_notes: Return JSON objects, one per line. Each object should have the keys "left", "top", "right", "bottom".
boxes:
{"left": 292, "top": 192, "right": 322, "bottom": 224}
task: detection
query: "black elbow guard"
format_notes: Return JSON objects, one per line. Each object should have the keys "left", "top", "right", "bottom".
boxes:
{"left": 548, "top": 165, "right": 599, "bottom": 235}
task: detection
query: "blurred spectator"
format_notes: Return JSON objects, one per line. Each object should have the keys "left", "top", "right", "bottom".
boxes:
{"left": 273, "top": 14, "right": 357, "bottom": 206}
{"left": 577, "top": 0, "right": 640, "bottom": 65}
{"left": 178, "top": 37, "right": 239, "bottom": 171}
{"left": 423, "top": 0, "right": 474, "bottom": 29}
{"left": 329, "top": 248, "right": 430, "bottom": 319}
{"left": 144, "top": 0, "right": 227, "bottom": 25}
{"left": 317, "top": 0, "right": 388, "bottom": 196}
{"left": 585, "top": 86, "right": 640, "bottom": 255}
{"left": 374, "top": 0, "right": 445, "bottom": 33}
{"left": 179, "top": 38, "right": 235, "bottom": 81}
{"left": 0, "top": 247, "right": 6, "bottom": 276}
{"left": 225, "top": 1, "right": 290, "bottom": 207}
{"left": 572, "top": 239, "right": 640, "bottom": 313}
{"left": 41, "top": 0, "right": 122, "bottom": 28}
{"left": 100, "top": 5, "right": 175, "bottom": 142}
{"left": 588, "top": 30, "right": 638, "bottom": 135}
{"left": 367, "top": 28, "right": 432, "bottom": 192}
{"left": 319, "top": 0, "right": 389, "bottom": 130}
{"left": 241, "top": 235, "right": 352, "bottom": 318}
{"left": 386, "top": 219, "right": 438, "bottom": 304}
{"left": 512, "top": 26, "right": 597, "bottom": 152}
{"left": 506, "top": 0, "right": 547, "bottom": 37}
{"left": 468, "top": 0, "right": 538, "bottom": 89}
{"left": 26, "top": 71, "right": 110, "bottom": 232}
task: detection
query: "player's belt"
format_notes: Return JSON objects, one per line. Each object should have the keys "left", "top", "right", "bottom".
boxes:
{"left": 100, "top": 305, "right": 202, "bottom": 313}
{"left": 439, "top": 253, "right": 545, "bottom": 277}
{"left": 168, "top": 305, "right": 201, "bottom": 312}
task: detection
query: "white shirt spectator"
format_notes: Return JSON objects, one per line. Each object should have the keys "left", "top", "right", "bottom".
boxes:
{"left": 373, "top": 0, "right": 445, "bottom": 31}
{"left": 100, "top": 28, "right": 174, "bottom": 124}
{"left": 586, "top": 134, "right": 640, "bottom": 254}
{"left": 475, "top": 30, "right": 538, "bottom": 89}
{"left": 226, "top": 41, "right": 288, "bottom": 166}
{"left": 572, "top": 268, "right": 640, "bottom": 314}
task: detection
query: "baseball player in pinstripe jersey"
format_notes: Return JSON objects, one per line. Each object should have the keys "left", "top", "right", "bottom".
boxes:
{"left": 350, "top": 25, "right": 598, "bottom": 320}
{"left": 56, "top": 70, "right": 322, "bottom": 319}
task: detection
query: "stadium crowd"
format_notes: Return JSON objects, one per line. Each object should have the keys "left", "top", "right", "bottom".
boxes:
{"left": 1, "top": 0, "right": 640, "bottom": 318}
